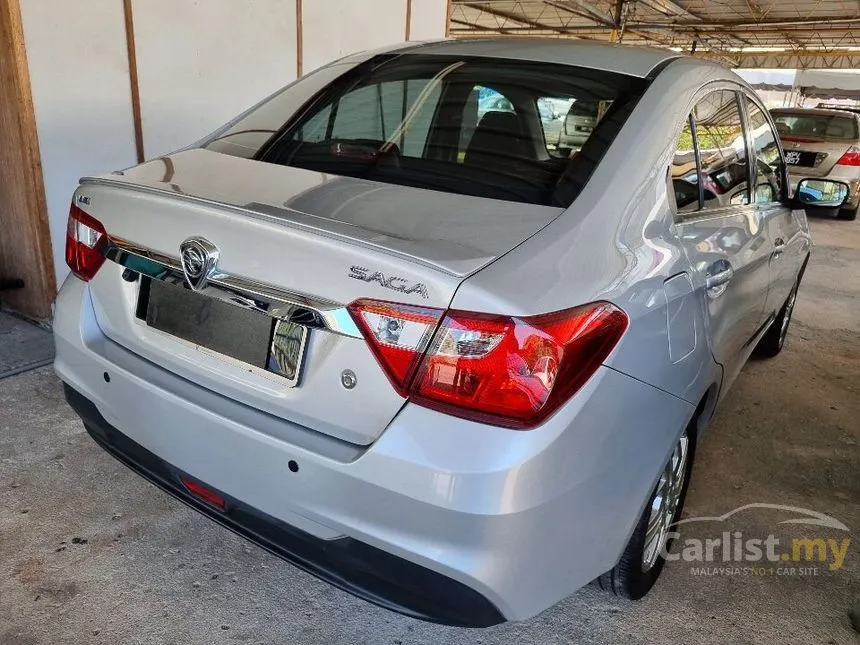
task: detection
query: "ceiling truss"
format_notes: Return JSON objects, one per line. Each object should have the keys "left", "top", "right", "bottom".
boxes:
{"left": 448, "top": 0, "right": 860, "bottom": 68}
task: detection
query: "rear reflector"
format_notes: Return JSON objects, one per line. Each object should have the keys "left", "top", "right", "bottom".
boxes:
{"left": 350, "top": 300, "right": 628, "bottom": 429}
{"left": 780, "top": 136, "right": 822, "bottom": 143}
{"left": 179, "top": 475, "right": 226, "bottom": 511}
{"left": 66, "top": 203, "right": 107, "bottom": 281}
{"left": 836, "top": 146, "right": 860, "bottom": 167}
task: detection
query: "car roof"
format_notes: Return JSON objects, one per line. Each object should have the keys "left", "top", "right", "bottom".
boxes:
{"left": 388, "top": 38, "right": 682, "bottom": 78}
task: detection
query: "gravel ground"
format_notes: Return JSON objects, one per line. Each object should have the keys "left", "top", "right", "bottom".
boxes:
{"left": 0, "top": 217, "right": 858, "bottom": 645}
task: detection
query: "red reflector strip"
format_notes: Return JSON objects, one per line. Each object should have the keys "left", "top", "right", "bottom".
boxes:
{"left": 179, "top": 475, "right": 226, "bottom": 511}
{"left": 780, "top": 136, "right": 822, "bottom": 143}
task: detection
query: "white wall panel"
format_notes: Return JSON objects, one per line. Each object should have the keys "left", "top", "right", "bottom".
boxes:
{"left": 133, "top": 0, "right": 297, "bottom": 159}
{"left": 302, "top": 0, "right": 408, "bottom": 74}
{"left": 19, "top": 0, "right": 137, "bottom": 284}
{"left": 409, "top": 0, "right": 448, "bottom": 41}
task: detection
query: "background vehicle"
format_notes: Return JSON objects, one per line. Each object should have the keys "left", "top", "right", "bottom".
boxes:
{"left": 54, "top": 41, "right": 845, "bottom": 626}
{"left": 815, "top": 102, "right": 860, "bottom": 116}
{"left": 771, "top": 107, "right": 860, "bottom": 220}
{"left": 557, "top": 99, "right": 600, "bottom": 149}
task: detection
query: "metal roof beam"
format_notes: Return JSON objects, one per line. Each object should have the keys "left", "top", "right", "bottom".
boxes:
{"left": 449, "top": 17, "right": 521, "bottom": 35}
{"left": 636, "top": 0, "right": 701, "bottom": 20}
{"left": 456, "top": 1, "right": 567, "bottom": 33}
{"left": 543, "top": 0, "right": 681, "bottom": 47}
{"left": 691, "top": 49, "right": 860, "bottom": 70}
{"left": 542, "top": 0, "right": 616, "bottom": 28}
{"left": 449, "top": 23, "right": 860, "bottom": 37}
{"left": 626, "top": 17, "right": 860, "bottom": 30}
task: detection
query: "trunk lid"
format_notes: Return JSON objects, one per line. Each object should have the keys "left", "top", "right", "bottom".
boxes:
{"left": 782, "top": 138, "right": 854, "bottom": 176}
{"left": 77, "top": 149, "right": 562, "bottom": 445}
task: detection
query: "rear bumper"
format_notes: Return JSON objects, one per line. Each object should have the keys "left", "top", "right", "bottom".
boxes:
{"left": 65, "top": 384, "right": 503, "bottom": 627}
{"left": 847, "top": 179, "right": 860, "bottom": 208}
{"left": 54, "top": 275, "right": 695, "bottom": 622}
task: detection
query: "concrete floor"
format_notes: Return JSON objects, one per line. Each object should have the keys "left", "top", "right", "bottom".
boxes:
{"left": 1, "top": 217, "right": 857, "bottom": 645}
{"left": 0, "top": 311, "right": 53, "bottom": 379}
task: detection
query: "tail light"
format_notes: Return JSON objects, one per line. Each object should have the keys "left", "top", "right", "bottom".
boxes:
{"left": 349, "top": 300, "right": 628, "bottom": 429}
{"left": 836, "top": 146, "right": 860, "bottom": 167}
{"left": 347, "top": 299, "right": 444, "bottom": 396}
{"left": 66, "top": 203, "right": 107, "bottom": 281}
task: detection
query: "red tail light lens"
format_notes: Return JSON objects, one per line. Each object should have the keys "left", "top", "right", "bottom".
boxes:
{"left": 65, "top": 203, "right": 107, "bottom": 281}
{"left": 350, "top": 300, "right": 628, "bottom": 429}
{"left": 836, "top": 146, "right": 860, "bottom": 167}
{"left": 413, "top": 304, "right": 628, "bottom": 428}
{"left": 347, "top": 299, "right": 444, "bottom": 396}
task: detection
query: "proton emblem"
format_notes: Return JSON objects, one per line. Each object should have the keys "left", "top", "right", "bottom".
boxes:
{"left": 179, "top": 237, "right": 219, "bottom": 290}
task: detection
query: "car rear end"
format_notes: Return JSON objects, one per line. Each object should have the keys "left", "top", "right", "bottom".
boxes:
{"left": 54, "top": 45, "right": 695, "bottom": 624}
{"left": 771, "top": 108, "right": 860, "bottom": 213}
{"left": 558, "top": 99, "right": 599, "bottom": 149}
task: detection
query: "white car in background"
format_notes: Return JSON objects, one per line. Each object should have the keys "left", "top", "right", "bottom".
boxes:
{"left": 771, "top": 107, "right": 860, "bottom": 220}
{"left": 557, "top": 99, "right": 600, "bottom": 149}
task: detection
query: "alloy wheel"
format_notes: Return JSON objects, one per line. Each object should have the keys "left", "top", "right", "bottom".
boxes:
{"left": 641, "top": 431, "right": 689, "bottom": 572}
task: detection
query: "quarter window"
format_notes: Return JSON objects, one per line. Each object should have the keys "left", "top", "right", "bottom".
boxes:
{"left": 745, "top": 98, "right": 784, "bottom": 204}
{"left": 670, "top": 116, "right": 701, "bottom": 214}
{"left": 691, "top": 90, "right": 750, "bottom": 210}
{"left": 536, "top": 97, "right": 573, "bottom": 158}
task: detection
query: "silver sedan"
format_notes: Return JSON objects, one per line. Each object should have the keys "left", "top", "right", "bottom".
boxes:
{"left": 54, "top": 39, "right": 849, "bottom": 625}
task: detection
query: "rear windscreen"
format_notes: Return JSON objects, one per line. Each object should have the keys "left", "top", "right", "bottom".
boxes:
{"left": 771, "top": 112, "right": 859, "bottom": 141}
{"left": 203, "top": 54, "right": 649, "bottom": 206}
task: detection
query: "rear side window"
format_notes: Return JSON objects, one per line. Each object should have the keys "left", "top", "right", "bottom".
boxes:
{"left": 771, "top": 112, "right": 859, "bottom": 142}
{"left": 536, "top": 96, "right": 573, "bottom": 157}
{"left": 692, "top": 90, "right": 750, "bottom": 210}
{"left": 202, "top": 54, "right": 650, "bottom": 207}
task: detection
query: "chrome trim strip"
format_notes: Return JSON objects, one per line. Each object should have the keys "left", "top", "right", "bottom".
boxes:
{"left": 104, "top": 238, "right": 362, "bottom": 339}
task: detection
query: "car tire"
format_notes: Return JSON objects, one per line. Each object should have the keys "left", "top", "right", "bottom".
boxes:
{"left": 837, "top": 205, "right": 858, "bottom": 221}
{"left": 753, "top": 282, "right": 799, "bottom": 358}
{"left": 596, "top": 428, "right": 694, "bottom": 600}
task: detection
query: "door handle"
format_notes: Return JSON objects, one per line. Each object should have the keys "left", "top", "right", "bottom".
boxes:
{"left": 773, "top": 237, "right": 786, "bottom": 255}
{"left": 705, "top": 262, "right": 734, "bottom": 299}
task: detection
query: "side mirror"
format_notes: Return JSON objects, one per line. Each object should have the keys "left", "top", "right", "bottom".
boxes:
{"left": 795, "top": 178, "right": 849, "bottom": 208}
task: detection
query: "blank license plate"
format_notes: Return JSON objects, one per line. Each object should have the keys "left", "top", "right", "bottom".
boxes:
{"left": 138, "top": 278, "right": 306, "bottom": 385}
